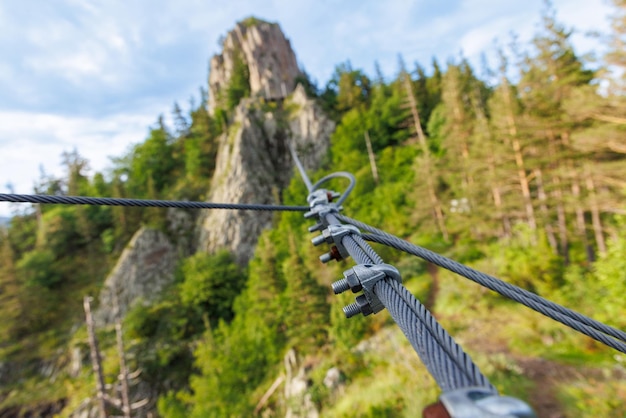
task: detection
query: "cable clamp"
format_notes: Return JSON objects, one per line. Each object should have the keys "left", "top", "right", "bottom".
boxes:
{"left": 304, "top": 189, "right": 341, "bottom": 219}
{"left": 332, "top": 264, "right": 401, "bottom": 317}
{"left": 423, "top": 387, "right": 536, "bottom": 418}
{"left": 312, "top": 224, "right": 360, "bottom": 260}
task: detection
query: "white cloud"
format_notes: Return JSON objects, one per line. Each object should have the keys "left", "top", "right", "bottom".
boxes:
{"left": 0, "top": 110, "right": 156, "bottom": 216}
{"left": 0, "top": 0, "right": 615, "bottom": 218}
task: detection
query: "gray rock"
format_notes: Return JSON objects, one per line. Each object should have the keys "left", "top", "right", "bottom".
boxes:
{"left": 323, "top": 367, "right": 342, "bottom": 390}
{"left": 208, "top": 19, "right": 301, "bottom": 114}
{"left": 94, "top": 227, "right": 177, "bottom": 326}
{"left": 284, "top": 349, "right": 319, "bottom": 418}
{"left": 198, "top": 86, "right": 333, "bottom": 265}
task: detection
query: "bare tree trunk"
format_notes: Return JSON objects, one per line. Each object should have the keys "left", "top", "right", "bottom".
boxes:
{"left": 547, "top": 130, "right": 569, "bottom": 263}
{"left": 585, "top": 168, "right": 606, "bottom": 254}
{"left": 403, "top": 73, "right": 448, "bottom": 240}
{"left": 471, "top": 85, "right": 510, "bottom": 237}
{"left": 364, "top": 131, "right": 379, "bottom": 184}
{"left": 572, "top": 178, "right": 594, "bottom": 262}
{"left": 501, "top": 77, "right": 537, "bottom": 231}
{"left": 534, "top": 169, "right": 558, "bottom": 253}
{"left": 116, "top": 321, "right": 132, "bottom": 418}
{"left": 84, "top": 296, "right": 107, "bottom": 418}
{"left": 561, "top": 132, "right": 594, "bottom": 262}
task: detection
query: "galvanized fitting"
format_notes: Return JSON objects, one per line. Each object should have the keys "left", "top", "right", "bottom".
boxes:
{"left": 311, "top": 224, "right": 361, "bottom": 257}
{"left": 339, "top": 263, "right": 401, "bottom": 317}
{"left": 438, "top": 387, "right": 536, "bottom": 418}
{"left": 305, "top": 189, "right": 340, "bottom": 219}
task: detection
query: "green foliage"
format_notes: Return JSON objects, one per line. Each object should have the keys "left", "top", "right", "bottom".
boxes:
{"left": 491, "top": 224, "right": 565, "bottom": 293}
{"left": 178, "top": 250, "right": 246, "bottom": 325}
{"left": 4, "top": 5, "right": 626, "bottom": 416}
{"left": 282, "top": 248, "right": 330, "bottom": 351}
{"left": 124, "top": 297, "right": 199, "bottom": 391}
{"left": 225, "top": 50, "right": 251, "bottom": 111}
{"left": 158, "top": 392, "right": 189, "bottom": 418}
{"left": 188, "top": 318, "right": 280, "bottom": 417}
{"left": 17, "top": 249, "right": 61, "bottom": 288}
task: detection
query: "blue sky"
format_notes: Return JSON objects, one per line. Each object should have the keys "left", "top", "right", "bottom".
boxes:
{"left": 0, "top": 0, "right": 614, "bottom": 216}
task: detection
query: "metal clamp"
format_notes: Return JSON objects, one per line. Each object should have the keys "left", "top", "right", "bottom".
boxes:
{"left": 312, "top": 224, "right": 361, "bottom": 262}
{"left": 332, "top": 264, "right": 401, "bottom": 317}
{"left": 427, "top": 387, "right": 536, "bottom": 418}
{"left": 304, "top": 189, "right": 341, "bottom": 219}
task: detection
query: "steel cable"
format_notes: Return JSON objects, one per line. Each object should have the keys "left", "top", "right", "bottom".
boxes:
{"left": 336, "top": 214, "right": 626, "bottom": 354}
{"left": 0, "top": 193, "right": 309, "bottom": 212}
{"left": 325, "top": 216, "right": 494, "bottom": 391}
{"left": 376, "top": 279, "right": 496, "bottom": 392}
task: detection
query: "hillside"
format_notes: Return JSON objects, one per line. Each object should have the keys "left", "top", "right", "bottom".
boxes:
{"left": 1, "top": 5, "right": 626, "bottom": 417}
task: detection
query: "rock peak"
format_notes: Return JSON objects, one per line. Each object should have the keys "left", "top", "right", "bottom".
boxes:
{"left": 208, "top": 18, "right": 301, "bottom": 113}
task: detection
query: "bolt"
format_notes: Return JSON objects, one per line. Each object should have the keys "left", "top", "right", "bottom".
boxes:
{"left": 311, "top": 234, "right": 326, "bottom": 246}
{"left": 327, "top": 191, "right": 341, "bottom": 201}
{"left": 320, "top": 246, "right": 342, "bottom": 263}
{"left": 304, "top": 210, "right": 317, "bottom": 219}
{"left": 332, "top": 278, "right": 350, "bottom": 294}
{"left": 343, "top": 270, "right": 362, "bottom": 293}
{"left": 342, "top": 295, "right": 373, "bottom": 318}
{"left": 308, "top": 223, "right": 324, "bottom": 233}
{"left": 343, "top": 303, "right": 362, "bottom": 318}
{"left": 320, "top": 252, "right": 332, "bottom": 263}
{"left": 356, "top": 294, "right": 373, "bottom": 316}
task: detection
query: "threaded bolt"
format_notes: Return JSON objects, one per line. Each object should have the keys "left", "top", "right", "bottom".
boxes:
{"left": 332, "top": 278, "right": 350, "bottom": 294}
{"left": 308, "top": 223, "right": 324, "bottom": 233}
{"left": 343, "top": 303, "right": 362, "bottom": 318}
{"left": 311, "top": 234, "right": 326, "bottom": 246}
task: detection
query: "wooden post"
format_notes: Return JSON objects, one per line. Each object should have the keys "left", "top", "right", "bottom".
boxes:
{"left": 364, "top": 131, "right": 379, "bottom": 184}
{"left": 83, "top": 296, "right": 107, "bottom": 418}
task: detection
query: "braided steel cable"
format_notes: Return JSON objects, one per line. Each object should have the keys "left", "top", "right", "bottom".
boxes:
{"left": 0, "top": 193, "right": 309, "bottom": 212}
{"left": 311, "top": 172, "right": 356, "bottom": 206}
{"left": 342, "top": 234, "right": 375, "bottom": 265}
{"left": 338, "top": 216, "right": 626, "bottom": 354}
{"left": 352, "top": 234, "right": 384, "bottom": 265}
{"left": 325, "top": 218, "right": 494, "bottom": 391}
{"left": 288, "top": 146, "right": 495, "bottom": 392}
{"left": 288, "top": 144, "right": 314, "bottom": 192}
{"left": 359, "top": 231, "right": 626, "bottom": 354}
{"left": 376, "top": 279, "right": 496, "bottom": 392}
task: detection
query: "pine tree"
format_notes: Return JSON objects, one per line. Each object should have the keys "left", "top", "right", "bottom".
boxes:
{"left": 282, "top": 236, "right": 329, "bottom": 352}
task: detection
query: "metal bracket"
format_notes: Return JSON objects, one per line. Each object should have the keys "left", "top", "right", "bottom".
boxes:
{"left": 435, "top": 387, "right": 536, "bottom": 418}
{"left": 311, "top": 224, "right": 360, "bottom": 261}
{"left": 304, "top": 189, "right": 341, "bottom": 219}
{"left": 333, "top": 264, "right": 401, "bottom": 317}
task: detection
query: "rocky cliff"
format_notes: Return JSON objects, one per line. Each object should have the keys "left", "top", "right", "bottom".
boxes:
{"left": 208, "top": 18, "right": 302, "bottom": 113}
{"left": 94, "top": 228, "right": 178, "bottom": 325}
{"left": 199, "top": 24, "right": 333, "bottom": 264}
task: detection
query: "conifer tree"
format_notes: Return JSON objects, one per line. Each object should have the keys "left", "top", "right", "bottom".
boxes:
{"left": 282, "top": 235, "right": 329, "bottom": 352}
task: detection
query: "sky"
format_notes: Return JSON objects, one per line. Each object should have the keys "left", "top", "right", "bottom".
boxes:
{"left": 0, "top": 0, "right": 615, "bottom": 216}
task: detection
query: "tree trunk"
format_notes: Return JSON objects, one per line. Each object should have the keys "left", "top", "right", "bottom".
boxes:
{"left": 83, "top": 296, "right": 107, "bottom": 418}
{"left": 585, "top": 168, "right": 607, "bottom": 254}
{"left": 501, "top": 77, "right": 537, "bottom": 231}
{"left": 403, "top": 73, "right": 448, "bottom": 240}
{"left": 534, "top": 168, "right": 558, "bottom": 253}
{"left": 364, "top": 131, "right": 379, "bottom": 184}
{"left": 116, "top": 321, "right": 132, "bottom": 418}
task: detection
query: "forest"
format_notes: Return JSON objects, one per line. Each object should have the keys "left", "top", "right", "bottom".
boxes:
{"left": 0, "top": 2, "right": 625, "bottom": 417}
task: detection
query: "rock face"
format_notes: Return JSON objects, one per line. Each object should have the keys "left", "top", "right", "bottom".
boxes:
{"left": 208, "top": 19, "right": 301, "bottom": 113}
{"left": 284, "top": 349, "right": 319, "bottom": 418}
{"left": 198, "top": 84, "right": 334, "bottom": 264}
{"left": 94, "top": 228, "right": 178, "bottom": 325}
